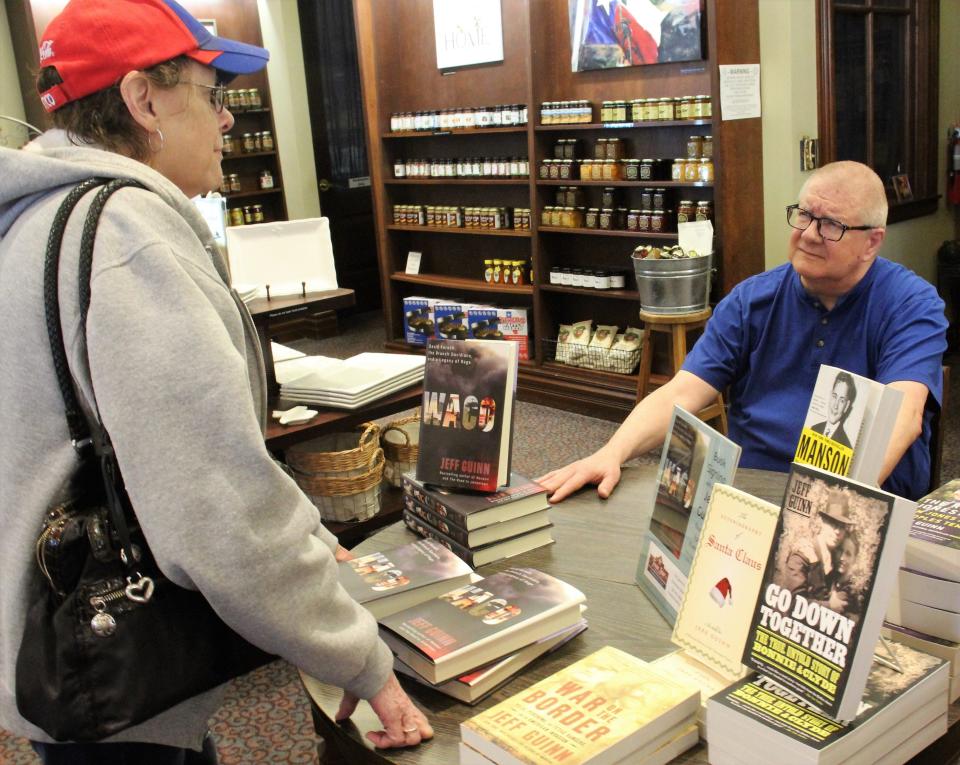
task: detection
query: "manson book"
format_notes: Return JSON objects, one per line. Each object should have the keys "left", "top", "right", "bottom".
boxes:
{"left": 378, "top": 567, "right": 585, "bottom": 684}
{"left": 636, "top": 406, "right": 742, "bottom": 625}
{"left": 460, "top": 645, "right": 699, "bottom": 765}
{"left": 902, "top": 478, "right": 960, "bottom": 582}
{"left": 337, "top": 538, "right": 473, "bottom": 619}
{"left": 741, "top": 463, "right": 915, "bottom": 721}
{"left": 793, "top": 365, "right": 903, "bottom": 486}
{"left": 416, "top": 338, "right": 519, "bottom": 492}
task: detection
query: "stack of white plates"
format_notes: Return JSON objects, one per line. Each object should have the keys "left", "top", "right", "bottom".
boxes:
{"left": 278, "top": 352, "right": 424, "bottom": 410}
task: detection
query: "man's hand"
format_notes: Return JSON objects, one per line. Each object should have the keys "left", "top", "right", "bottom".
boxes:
{"left": 334, "top": 544, "right": 353, "bottom": 562}
{"left": 336, "top": 673, "right": 433, "bottom": 749}
{"left": 536, "top": 447, "right": 623, "bottom": 504}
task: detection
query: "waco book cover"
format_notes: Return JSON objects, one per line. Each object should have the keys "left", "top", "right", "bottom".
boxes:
{"left": 338, "top": 539, "right": 473, "bottom": 617}
{"left": 416, "top": 339, "right": 519, "bottom": 492}
{"left": 460, "top": 645, "right": 699, "bottom": 765}
{"left": 741, "top": 463, "right": 915, "bottom": 721}
{"left": 709, "top": 642, "right": 947, "bottom": 754}
{"left": 903, "top": 478, "right": 960, "bottom": 581}
{"left": 793, "top": 365, "right": 902, "bottom": 486}
{"left": 672, "top": 484, "right": 781, "bottom": 680}
{"left": 636, "top": 406, "right": 742, "bottom": 625}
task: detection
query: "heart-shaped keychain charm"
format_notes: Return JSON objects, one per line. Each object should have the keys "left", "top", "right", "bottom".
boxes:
{"left": 125, "top": 575, "right": 155, "bottom": 603}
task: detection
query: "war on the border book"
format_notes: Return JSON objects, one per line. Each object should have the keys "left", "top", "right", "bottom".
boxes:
{"left": 338, "top": 539, "right": 473, "bottom": 619}
{"left": 460, "top": 645, "right": 699, "bottom": 765}
{"left": 741, "top": 463, "right": 915, "bottom": 721}
{"left": 793, "top": 365, "right": 903, "bottom": 486}
{"left": 416, "top": 338, "right": 519, "bottom": 492}
{"left": 902, "top": 478, "right": 960, "bottom": 581}
{"left": 636, "top": 406, "right": 742, "bottom": 625}
{"left": 378, "top": 567, "right": 585, "bottom": 684}
{"left": 708, "top": 641, "right": 949, "bottom": 765}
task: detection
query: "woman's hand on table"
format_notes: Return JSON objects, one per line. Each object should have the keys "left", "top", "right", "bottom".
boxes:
{"left": 537, "top": 447, "right": 623, "bottom": 503}
{"left": 336, "top": 673, "right": 434, "bottom": 749}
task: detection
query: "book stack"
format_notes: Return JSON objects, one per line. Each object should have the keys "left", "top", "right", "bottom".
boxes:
{"left": 882, "top": 622, "right": 960, "bottom": 704}
{"left": 887, "top": 479, "right": 960, "bottom": 650}
{"left": 379, "top": 568, "right": 587, "bottom": 704}
{"left": 459, "top": 645, "right": 700, "bottom": 764}
{"left": 401, "top": 472, "right": 554, "bottom": 567}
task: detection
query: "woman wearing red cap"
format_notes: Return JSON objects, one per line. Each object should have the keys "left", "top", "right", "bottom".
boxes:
{"left": 0, "top": 0, "right": 431, "bottom": 761}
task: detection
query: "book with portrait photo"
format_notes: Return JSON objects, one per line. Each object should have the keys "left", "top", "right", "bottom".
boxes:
{"left": 636, "top": 406, "right": 742, "bottom": 625}
{"left": 741, "top": 463, "right": 916, "bottom": 721}
{"left": 793, "top": 365, "right": 903, "bottom": 486}
{"left": 416, "top": 338, "right": 519, "bottom": 493}
{"left": 402, "top": 492, "right": 551, "bottom": 549}
{"left": 338, "top": 539, "right": 474, "bottom": 619}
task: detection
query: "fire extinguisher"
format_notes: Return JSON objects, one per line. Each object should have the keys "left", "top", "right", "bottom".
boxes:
{"left": 949, "top": 125, "right": 960, "bottom": 205}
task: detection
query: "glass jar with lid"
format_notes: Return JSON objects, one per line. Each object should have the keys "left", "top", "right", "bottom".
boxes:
{"left": 626, "top": 209, "right": 641, "bottom": 231}
{"left": 650, "top": 209, "right": 666, "bottom": 233}
{"left": 541, "top": 206, "right": 554, "bottom": 227}
{"left": 686, "top": 135, "right": 704, "bottom": 159}
{"left": 549, "top": 266, "right": 562, "bottom": 285}
{"left": 251, "top": 204, "right": 265, "bottom": 223}
{"left": 598, "top": 208, "right": 614, "bottom": 230}
{"left": 237, "top": 89, "right": 250, "bottom": 110}
{"left": 672, "top": 158, "right": 687, "bottom": 181}
{"left": 549, "top": 206, "right": 563, "bottom": 227}
{"left": 644, "top": 99, "right": 660, "bottom": 122}
{"left": 258, "top": 170, "right": 274, "bottom": 190}
{"left": 484, "top": 260, "right": 495, "bottom": 283}
{"left": 698, "top": 158, "right": 715, "bottom": 182}
{"left": 683, "top": 160, "right": 700, "bottom": 182}
{"left": 222, "top": 134, "right": 236, "bottom": 155}
{"left": 601, "top": 187, "right": 618, "bottom": 209}
{"left": 677, "top": 200, "right": 696, "bottom": 223}
{"left": 653, "top": 188, "right": 668, "bottom": 209}
{"left": 637, "top": 209, "right": 652, "bottom": 232}
{"left": 585, "top": 208, "right": 600, "bottom": 229}
{"left": 241, "top": 133, "right": 256, "bottom": 153}
{"left": 639, "top": 158, "right": 657, "bottom": 181}
{"left": 658, "top": 97, "right": 675, "bottom": 121}
{"left": 641, "top": 189, "right": 653, "bottom": 209}
{"left": 677, "top": 95, "right": 694, "bottom": 120}
{"left": 696, "top": 201, "right": 714, "bottom": 222}
{"left": 623, "top": 159, "right": 640, "bottom": 181}
{"left": 548, "top": 160, "right": 561, "bottom": 180}
{"left": 702, "top": 135, "right": 714, "bottom": 159}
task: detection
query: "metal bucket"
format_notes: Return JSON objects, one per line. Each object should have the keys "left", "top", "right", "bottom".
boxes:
{"left": 631, "top": 252, "right": 712, "bottom": 315}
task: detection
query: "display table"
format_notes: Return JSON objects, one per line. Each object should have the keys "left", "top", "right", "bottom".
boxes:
{"left": 300, "top": 463, "right": 959, "bottom": 764}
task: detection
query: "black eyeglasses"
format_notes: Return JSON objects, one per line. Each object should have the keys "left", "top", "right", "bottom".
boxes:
{"left": 786, "top": 204, "right": 876, "bottom": 243}
{"left": 181, "top": 81, "right": 226, "bottom": 113}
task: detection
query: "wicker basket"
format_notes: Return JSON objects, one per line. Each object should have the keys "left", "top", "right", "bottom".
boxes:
{"left": 381, "top": 410, "right": 420, "bottom": 487}
{"left": 286, "top": 422, "right": 385, "bottom": 522}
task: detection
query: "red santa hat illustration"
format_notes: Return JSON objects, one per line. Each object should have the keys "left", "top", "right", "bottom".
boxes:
{"left": 710, "top": 577, "right": 733, "bottom": 607}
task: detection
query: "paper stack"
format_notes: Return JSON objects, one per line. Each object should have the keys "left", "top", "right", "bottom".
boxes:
{"left": 276, "top": 352, "right": 425, "bottom": 409}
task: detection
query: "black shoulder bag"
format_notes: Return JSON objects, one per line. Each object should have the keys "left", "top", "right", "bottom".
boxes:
{"left": 16, "top": 178, "right": 273, "bottom": 742}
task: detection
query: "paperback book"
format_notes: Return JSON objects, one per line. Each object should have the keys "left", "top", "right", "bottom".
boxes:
{"left": 793, "top": 365, "right": 903, "bottom": 486}
{"left": 402, "top": 510, "right": 555, "bottom": 567}
{"left": 882, "top": 622, "right": 960, "bottom": 703}
{"left": 403, "top": 492, "right": 551, "bottom": 548}
{"left": 379, "top": 567, "right": 585, "bottom": 684}
{"left": 672, "top": 483, "right": 781, "bottom": 680}
{"left": 902, "top": 477, "right": 960, "bottom": 581}
{"left": 708, "top": 641, "right": 949, "bottom": 765}
{"left": 636, "top": 406, "right": 742, "bottom": 625}
{"left": 403, "top": 471, "right": 549, "bottom": 531}
{"left": 394, "top": 618, "right": 587, "bottom": 705}
{"left": 338, "top": 539, "right": 474, "bottom": 619}
{"left": 650, "top": 649, "right": 742, "bottom": 738}
{"left": 741, "top": 463, "right": 916, "bottom": 721}
{"left": 416, "top": 338, "right": 519, "bottom": 492}
{"left": 460, "top": 645, "right": 700, "bottom": 765}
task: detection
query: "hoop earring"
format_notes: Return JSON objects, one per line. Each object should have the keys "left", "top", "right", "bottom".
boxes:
{"left": 148, "top": 128, "right": 165, "bottom": 153}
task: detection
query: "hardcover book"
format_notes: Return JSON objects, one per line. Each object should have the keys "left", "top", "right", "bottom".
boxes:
{"left": 636, "top": 406, "right": 742, "bottom": 624}
{"left": 416, "top": 338, "right": 519, "bottom": 492}
{"left": 882, "top": 623, "right": 960, "bottom": 702}
{"left": 338, "top": 539, "right": 474, "bottom": 619}
{"left": 379, "top": 567, "right": 585, "bottom": 684}
{"left": 902, "top": 478, "right": 960, "bottom": 581}
{"left": 793, "top": 365, "right": 903, "bottom": 486}
{"left": 672, "top": 484, "right": 781, "bottom": 680}
{"left": 460, "top": 645, "right": 699, "bottom": 765}
{"left": 394, "top": 618, "right": 587, "bottom": 705}
{"left": 402, "top": 471, "right": 549, "bottom": 531}
{"left": 402, "top": 510, "right": 555, "bottom": 567}
{"left": 403, "top": 492, "right": 551, "bottom": 548}
{"left": 741, "top": 463, "right": 916, "bottom": 721}
{"left": 708, "top": 641, "right": 949, "bottom": 765}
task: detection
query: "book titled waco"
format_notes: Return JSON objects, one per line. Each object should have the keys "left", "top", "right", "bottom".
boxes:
{"left": 460, "top": 645, "right": 699, "bottom": 765}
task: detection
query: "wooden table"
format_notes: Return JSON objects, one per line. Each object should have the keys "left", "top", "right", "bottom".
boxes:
{"left": 300, "top": 463, "right": 960, "bottom": 764}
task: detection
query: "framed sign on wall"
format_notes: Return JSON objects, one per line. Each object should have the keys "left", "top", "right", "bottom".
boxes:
{"left": 433, "top": 0, "right": 504, "bottom": 70}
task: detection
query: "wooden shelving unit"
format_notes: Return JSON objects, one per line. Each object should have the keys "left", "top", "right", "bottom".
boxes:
{"left": 354, "top": 0, "right": 764, "bottom": 420}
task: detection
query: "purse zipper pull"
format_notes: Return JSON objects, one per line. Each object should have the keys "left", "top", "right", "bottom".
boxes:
{"left": 124, "top": 574, "right": 154, "bottom": 604}
{"left": 89, "top": 596, "right": 117, "bottom": 638}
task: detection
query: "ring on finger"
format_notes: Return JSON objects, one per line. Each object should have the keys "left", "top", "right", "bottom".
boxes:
{"left": 402, "top": 726, "right": 418, "bottom": 733}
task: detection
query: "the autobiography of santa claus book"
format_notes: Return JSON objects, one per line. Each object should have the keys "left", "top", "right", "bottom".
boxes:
{"left": 459, "top": 645, "right": 699, "bottom": 765}
{"left": 402, "top": 471, "right": 549, "bottom": 531}
{"left": 740, "top": 462, "right": 915, "bottom": 721}
{"left": 416, "top": 338, "right": 519, "bottom": 493}
{"left": 378, "top": 567, "right": 584, "bottom": 684}
{"left": 635, "top": 406, "right": 742, "bottom": 625}
{"left": 707, "top": 641, "right": 949, "bottom": 765}
{"left": 337, "top": 539, "right": 473, "bottom": 619}
{"left": 793, "top": 364, "right": 903, "bottom": 486}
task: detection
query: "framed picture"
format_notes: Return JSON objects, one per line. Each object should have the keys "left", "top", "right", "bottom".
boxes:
{"left": 433, "top": 0, "right": 504, "bottom": 70}
{"left": 891, "top": 173, "right": 913, "bottom": 202}
{"left": 569, "top": 0, "right": 704, "bottom": 72}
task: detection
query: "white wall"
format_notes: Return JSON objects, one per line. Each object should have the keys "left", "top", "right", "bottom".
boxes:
{"left": 0, "top": 0, "right": 29, "bottom": 149}
{"left": 759, "top": 0, "right": 960, "bottom": 283}
{"left": 256, "top": 0, "right": 321, "bottom": 220}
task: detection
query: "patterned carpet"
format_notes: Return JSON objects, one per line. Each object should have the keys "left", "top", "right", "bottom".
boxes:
{"left": 2, "top": 311, "right": 956, "bottom": 763}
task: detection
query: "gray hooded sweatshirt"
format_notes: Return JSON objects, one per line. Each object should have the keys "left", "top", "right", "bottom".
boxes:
{"left": 0, "top": 131, "right": 392, "bottom": 747}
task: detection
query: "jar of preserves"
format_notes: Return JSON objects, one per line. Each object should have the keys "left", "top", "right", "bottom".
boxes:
{"left": 605, "top": 138, "right": 623, "bottom": 160}
{"left": 678, "top": 95, "right": 693, "bottom": 120}
{"left": 559, "top": 207, "right": 574, "bottom": 228}
{"left": 229, "top": 207, "right": 244, "bottom": 226}
{"left": 698, "top": 158, "right": 714, "bottom": 182}
{"left": 672, "top": 158, "right": 687, "bottom": 181}
{"left": 554, "top": 140, "right": 566, "bottom": 160}
{"left": 549, "top": 266, "right": 562, "bottom": 285}
{"left": 609, "top": 271, "right": 626, "bottom": 289}
{"left": 595, "top": 270, "right": 611, "bottom": 290}
{"left": 594, "top": 138, "right": 607, "bottom": 160}
{"left": 699, "top": 96, "right": 713, "bottom": 118}
{"left": 639, "top": 158, "right": 656, "bottom": 181}
{"left": 623, "top": 159, "right": 640, "bottom": 180}
{"left": 579, "top": 159, "right": 593, "bottom": 181}
{"left": 253, "top": 132, "right": 264, "bottom": 152}
{"left": 539, "top": 160, "right": 551, "bottom": 179}
{"left": 248, "top": 88, "right": 262, "bottom": 109}
{"left": 393, "top": 158, "right": 406, "bottom": 178}
{"left": 644, "top": 99, "right": 660, "bottom": 122}
{"left": 541, "top": 206, "right": 553, "bottom": 227}
{"left": 653, "top": 187, "right": 668, "bottom": 209}
{"left": 242, "top": 205, "right": 254, "bottom": 224}
{"left": 241, "top": 133, "right": 256, "bottom": 153}
{"left": 226, "top": 90, "right": 241, "bottom": 112}
{"left": 658, "top": 97, "right": 675, "bottom": 121}
{"left": 630, "top": 99, "right": 643, "bottom": 122}
{"left": 599, "top": 208, "right": 614, "bottom": 230}
{"left": 585, "top": 208, "right": 600, "bottom": 229}
{"left": 558, "top": 160, "right": 573, "bottom": 180}
{"left": 563, "top": 139, "right": 579, "bottom": 159}
{"left": 222, "top": 134, "right": 236, "bottom": 155}
{"left": 564, "top": 187, "right": 583, "bottom": 207}
{"left": 626, "top": 209, "right": 640, "bottom": 231}
{"left": 650, "top": 209, "right": 666, "bottom": 232}
{"left": 637, "top": 209, "right": 652, "bottom": 232}
{"left": 548, "top": 160, "right": 561, "bottom": 180}
{"left": 641, "top": 189, "right": 653, "bottom": 209}
{"left": 702, "top": 135, "right": 714, "bottom": 159}
{"left": 237, "top": 89, "right": 250, "bottom": 110}
{"left": 549, "top": 206, "right": 562, "bottom": 227}
{"left": 600, "top": 101, "right": 613, "bottom": 122}
{"left": 696, "top": 201, "right": 714, "bottom": 222}
{"left": 686, "top": 135, "right": 704, "bottom": 159}
{"left": 601, "top": 187, "right": 618, "bottom": 209}
{"left": 677, "top": 200, "right": 695, "bottom": 223}
{"left": 684, "top": 160, "right": 700, "bottom": 182}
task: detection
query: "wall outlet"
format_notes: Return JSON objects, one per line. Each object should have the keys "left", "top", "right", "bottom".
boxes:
{"left": 800, "top": 136, "right": 819, "bottom": 171}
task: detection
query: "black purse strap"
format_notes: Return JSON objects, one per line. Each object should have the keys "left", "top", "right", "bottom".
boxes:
{"left": 43, "top": 177, "right": 148, "bottom": 575}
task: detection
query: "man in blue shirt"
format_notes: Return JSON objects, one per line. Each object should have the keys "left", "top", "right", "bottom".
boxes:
{"left": 539, "top": 161, "right": 947, "bottom": 501}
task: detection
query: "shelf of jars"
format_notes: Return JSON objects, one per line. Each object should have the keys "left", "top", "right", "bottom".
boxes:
{"left": 535, "top": 120, "right": 711, "bottom": 132}
{"left": 386, "top": 179, "right": 529, "bottom": 186}
{"left": 224, "top": 188, "right": 283, "bottom": 200}
{"left": 538, "top": 226, "right": 678, "bottom": 239}
{"left": 222, "top": 150, "right": 277, "bottom": 160}
{"left": 390, "top": 272, "right": 533, "bottom": 295}
{"left": 383, "top": 126, "right": 528, "bottom": 139}
{"left": 537, "top": 180, "right": 712, "bottom": 188}
{"left": 387, "top": 225, "right": 531, "bottom": 237}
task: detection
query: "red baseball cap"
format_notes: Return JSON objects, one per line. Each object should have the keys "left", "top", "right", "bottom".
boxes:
{"left": 37, "top": 0, "right": 270, "bottom": 112}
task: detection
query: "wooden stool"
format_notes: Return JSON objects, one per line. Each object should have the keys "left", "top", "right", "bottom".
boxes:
{"left": 636, "top": 308, "right": 728, "bottom": 434}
